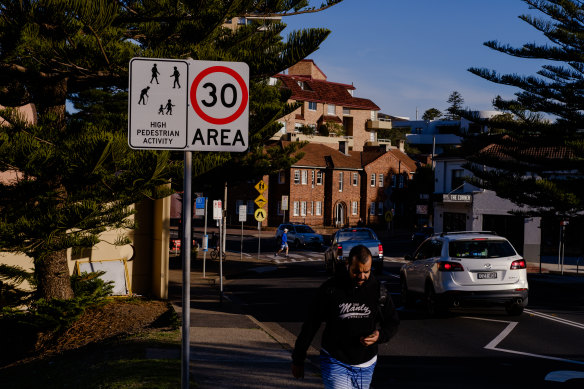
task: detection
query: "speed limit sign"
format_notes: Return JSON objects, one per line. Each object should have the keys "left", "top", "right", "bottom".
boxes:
{"left": 188, "top": 61, "right": 249, "bottom": 152}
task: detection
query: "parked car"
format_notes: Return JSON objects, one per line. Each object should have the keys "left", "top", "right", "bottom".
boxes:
{"left": 400, "top": 231, "right": 528, "bottom": 316}
{"left": 412, "top": 226, "right": 434, "bottom": 248}
{"left": 275, "top": 223, "right": 324, "bottom": 249}
{"left": 324, "top": 227, "right": 384, "bottom": 274}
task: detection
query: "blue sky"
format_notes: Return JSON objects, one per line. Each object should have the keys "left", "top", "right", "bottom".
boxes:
{"left": 283, "top": 0, "right": 551, "bottom": 119}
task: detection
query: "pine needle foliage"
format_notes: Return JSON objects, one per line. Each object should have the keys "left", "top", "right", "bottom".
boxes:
{"left": 463, "top": 0, "right": 584, "bottom": 218}
{"left": 0, "top": 0, "right": 342, "bottom": 300}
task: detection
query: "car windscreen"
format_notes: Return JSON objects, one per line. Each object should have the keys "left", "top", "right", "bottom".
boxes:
{"left": 338, "top": 230, "right": 374, "bottom": 242}
{"left": 449, "top": 240, "right": 517, "bottom": 259}
{"left": 295, "top": 225, "right": 315, "bottom": 233}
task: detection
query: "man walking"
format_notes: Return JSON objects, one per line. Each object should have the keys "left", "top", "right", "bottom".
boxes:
{"left": 291, "top": 245, "right": 399, "bottom": 388}
{"left": 275, "top": 228, "right": 289, "bottom": 258}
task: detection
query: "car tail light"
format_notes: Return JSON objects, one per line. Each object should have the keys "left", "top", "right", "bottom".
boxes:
{"left": 378, "top": 244, "right": 383, "bottom": 257}
{"left": 510, "top": 259, "right": 526, "bottom": 269}
{"left": 438, "top": 261, "right": 464, "bottom": 271}
{"left": 337, "top": 245, "right": 343, "bottom": 258}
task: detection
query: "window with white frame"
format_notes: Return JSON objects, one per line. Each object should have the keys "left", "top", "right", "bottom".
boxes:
{"left": 308, "top": 101, "right": 317, "bottom": 111}
{"left": 278, "top": 170, "right": 285, "bottom": 184}
{"left": 301, "top": 201, "right": 307, "bottom": 216}
{"left": 311, "top": 201, "right": 314, "bottom": 215}
{"left": 352, "top": 172, "right": 358, "bottom": 186}
{"left": 311, "top": 170, "right": 315, "bottom": 186}
{"left": 294, "top": 123, "right": 302, "bottom": 133}
{"left": 316, "top": 201, "right": 322, "bottom": 216}
{"left": 327, "top": 104, "right": 336, "bottom": 115}
{"left": 293, "top": 201, "right": 299, "bottom": 216}
{"left": 370, "top": 202, "right": 375, "bottom": 215}
{"left": 370, "top": 173, "right": 376, "bottom": 186}
{"left": 371, "top": 110, "right": 377, "bottom": 120}
{"left": 352, "top": 201, "right": 358, "bottom": 215}
{"left": 301, "top": 170, "right": 308, "bottom": 185}
{"left": 316, "top": 171, "right": 323, "bottom": 185}
{"left": 378, "top": 202, "right": 384, "bottom": 215}
{"left": 294, "top": 169, "right": 300, "bottom": 184}
{"left": 378, "top": 173, "right": 384, "bottom": 187}
{"left": 343, "top": 107, "right": 351, "bottom": 116}
{"left": 339, "top": 171, "right": 344, "bottom": 192}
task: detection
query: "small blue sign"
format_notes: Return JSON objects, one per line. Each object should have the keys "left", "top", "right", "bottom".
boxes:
{"left": 195, "top": 197, "right": 206, "bottom": 209}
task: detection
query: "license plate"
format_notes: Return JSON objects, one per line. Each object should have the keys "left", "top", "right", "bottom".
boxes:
{"left": 477, "top": 272, "right": 497, "bottom": 279}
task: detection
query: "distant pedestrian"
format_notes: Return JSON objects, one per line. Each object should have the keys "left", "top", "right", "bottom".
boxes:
{"left": 171, "top": 66, "right": 181, "bottom": 88}
{"left": 150, "top": 64, "right": 160, "bottom": 84}
{"left": 138, "top": 86, "right": 150, "bottom": 105}
{"left": 357, "top": 217, "right": 364, "bottom": 227}
{"left": 291, "top": 245, "right": 399, "bottom": 388}
{"left": 275, "top": 228, "right": 289, "bottom": 258}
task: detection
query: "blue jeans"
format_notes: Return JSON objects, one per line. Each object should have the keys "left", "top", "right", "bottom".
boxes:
{"left": 319, "top": 352, "right": 376, "bottom": 389}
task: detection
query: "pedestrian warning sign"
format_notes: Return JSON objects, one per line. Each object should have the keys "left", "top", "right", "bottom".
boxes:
{"left": 128, "top": 58, "right": 188, "bottom": 150}
{"left": 128, "top": 58, "right": 249, "bottom": 152}
{"left": 254, "top": 208, "right": 266, "bottom": 222}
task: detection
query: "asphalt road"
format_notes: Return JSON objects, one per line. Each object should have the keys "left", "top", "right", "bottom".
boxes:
{"left": 225, "top": 258, "right": 584, "bottom": 388}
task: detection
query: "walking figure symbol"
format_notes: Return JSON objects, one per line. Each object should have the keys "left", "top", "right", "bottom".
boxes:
{"left": 150, "top": 64, "right": 160, "bottom": 84}
{"left": 138, "top": 86, "right": 150, "bottom": 105}
{"left": 171, "top": 66, "right": 181, "bottom": 89}
{"left": 165, "top": 99, "right": 175, "bottom": 115}
{"left": 158, "top": 104, "right": 165, "bottom": 115}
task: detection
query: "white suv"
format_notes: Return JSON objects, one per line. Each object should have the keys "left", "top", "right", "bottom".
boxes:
{"left": 400, "top": 231, "right": 528, "bottom": 316}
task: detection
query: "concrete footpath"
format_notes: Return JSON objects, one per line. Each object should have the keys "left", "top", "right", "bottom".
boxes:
{"left": 167, "top": 253, "right": 322, "bottom": 388}
{"left": 166, "top": 246, "right": 584, "bottom": 388}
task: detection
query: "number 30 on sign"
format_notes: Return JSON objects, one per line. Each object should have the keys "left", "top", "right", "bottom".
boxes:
{"left": 188, "top": 61, "right": 249, "bottom": 152}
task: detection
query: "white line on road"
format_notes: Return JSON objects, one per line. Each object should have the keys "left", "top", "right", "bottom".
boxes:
{"left": 463, "top": 316, "right": 584, "bottom": 366}
{"left": 524, "top": 309, "right": 584, "bottom": 330}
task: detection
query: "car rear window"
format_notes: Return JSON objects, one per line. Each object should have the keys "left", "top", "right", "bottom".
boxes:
{"left": 338, "top": 230, "right": 374, "bottom": 242}
{"left": 295, "top": 225, "right": 315, "bottom": 233}
{"left": 449, "top": 240, "right": 517, "bottom": 259}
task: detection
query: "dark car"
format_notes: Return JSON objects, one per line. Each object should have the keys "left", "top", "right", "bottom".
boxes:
{"left": 412, "top": 226, "right": 434, "bottom": 248}
{"left": 324, "top": 227, "right": 384, "bottom": 274}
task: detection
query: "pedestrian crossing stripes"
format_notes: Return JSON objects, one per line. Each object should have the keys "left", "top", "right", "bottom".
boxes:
{"left": 273, "top": 253, "right": 323, "bottom": 264}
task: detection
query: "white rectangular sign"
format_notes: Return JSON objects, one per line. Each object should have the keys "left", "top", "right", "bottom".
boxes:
{"left": 239, "top": 205, "right": 247, "bottom": 222}
{"left": 213, "top": 200, "right": 222, "bottom": 220}
{"left": 128, "top": 58, "right": 189, "bottom": 149}
{"left": 128, "top": 58, "right": 249, "bottom": 152}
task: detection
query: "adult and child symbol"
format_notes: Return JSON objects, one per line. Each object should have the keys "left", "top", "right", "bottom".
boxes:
{"left": 137, "top": 63, "right": 181, "bottom": 115}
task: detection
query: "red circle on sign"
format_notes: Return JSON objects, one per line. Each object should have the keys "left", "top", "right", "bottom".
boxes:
{"left": 190, "top": 66, "right": 248, "bottom": 125}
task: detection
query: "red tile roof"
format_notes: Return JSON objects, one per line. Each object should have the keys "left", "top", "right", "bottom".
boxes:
{"left": 274, "top": 74, "right": 380, "bottom": 111}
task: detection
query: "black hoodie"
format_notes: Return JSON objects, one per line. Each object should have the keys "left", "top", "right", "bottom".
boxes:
{"left": 292, "top": 271, "right": 399, "bottom": 366}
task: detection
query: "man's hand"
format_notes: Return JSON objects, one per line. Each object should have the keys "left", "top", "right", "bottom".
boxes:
{"left": 360, "top": 330, "right": 379, "bottom": 346}
{"left": 291, "top": 363, "right": 304, "bottom": 379}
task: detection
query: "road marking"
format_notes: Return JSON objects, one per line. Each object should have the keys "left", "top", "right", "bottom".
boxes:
{"left": 463, "top": 316, "right": 584, "bottom": 365}
{"left": 525, "top": 309, "right": 584, "bottom": 330}
{"left": 545, "top": 370, "right": 584, "bottom": 382}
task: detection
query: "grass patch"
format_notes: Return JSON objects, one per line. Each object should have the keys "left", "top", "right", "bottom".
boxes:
{"left": 0, "top": 327, "right": 196, "bottom": 388}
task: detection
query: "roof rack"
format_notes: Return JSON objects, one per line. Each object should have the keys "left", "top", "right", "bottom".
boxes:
{"left": 439, "top": 231, "right": 498, "bottom": 237}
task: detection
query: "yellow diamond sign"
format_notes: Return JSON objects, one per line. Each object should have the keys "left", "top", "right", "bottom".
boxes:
{"left": 254, "top": 194, "right": 267, "bottom": 208}
{"left": 254, "top": 180, "right": 267, "bottom": 194}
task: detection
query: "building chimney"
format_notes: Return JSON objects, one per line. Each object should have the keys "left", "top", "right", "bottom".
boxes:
{"left": 399, "top": 139, "right": 405, "bottom": 152}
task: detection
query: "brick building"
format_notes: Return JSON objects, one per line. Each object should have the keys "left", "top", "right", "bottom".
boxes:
{"left": 271, "top": 60, "right": 392, "bottom": 152}
{"left": 227, "top": 142, "right": 417, "bottom": 229}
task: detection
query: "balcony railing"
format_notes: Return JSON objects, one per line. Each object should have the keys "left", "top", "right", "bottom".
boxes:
{"left": 366, "top": 118, "right": 392, "bottom": 130}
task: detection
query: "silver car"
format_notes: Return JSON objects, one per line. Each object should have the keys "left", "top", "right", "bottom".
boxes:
{"left": 400, "top": 231, "right": 528, "bottom": 315}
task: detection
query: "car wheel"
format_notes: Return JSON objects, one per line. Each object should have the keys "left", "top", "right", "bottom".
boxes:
{"left": 424, "top": 282, "right": 445, "bottom": 316}
{"left": 505, "top": 303, "right": 524, "bottom": 316}
{"left": 400, "top": 277, "right": 414, "bottom": 309}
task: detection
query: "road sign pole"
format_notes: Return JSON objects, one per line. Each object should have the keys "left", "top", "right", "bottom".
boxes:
{"left": 258, "top": 221, "right": 261, "bottom": 260}
{"left": 181, "top": 151, "right": 192, "bottom": 389}
{"left": 203, "top": 197, "right": 208, "bottom": 278}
